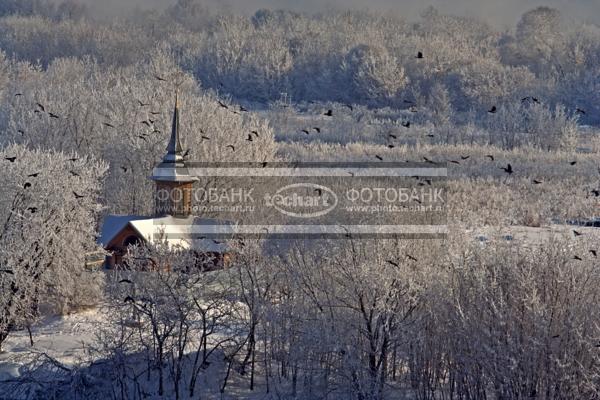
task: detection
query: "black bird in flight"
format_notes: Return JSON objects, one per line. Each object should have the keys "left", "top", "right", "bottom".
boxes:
{"left": 590, "top": 249, "right": 597, "bottom": 257}
{"left": 533, "top": 179, "right": 542, "bottom": 185}
{"left": 426, "top": 134, "right": 435, "bottom": 138}
{"left": 124, "top": 296, "right": 135, "bottom": 303}
{"left": 569, "top": 161, "right": 577, "bottom": 166}
{"left": 388, "top": 144, "right": 395, "bottom": 149}
{"left": 73, "top": 191, "right": 85, "bottom": 199}
{"left": 324, "top": 109, "right": 333, "bottom": 117}
{"left": 301, "top": 129, "right": 310, "bottom": 135}
{"left": 14, "top": 93, "right": 22, "bottom": 97}
{"left": 313, "top": 127, "right": 321, "bottom": 133}
{"left": 154, "top": 75, "right": 166, "bottom": 81}
{"left": 36, "top": 103, "right": 45, "bottom": 112}
{"left": 423, "top": 157, "right": 435, "bottom": 164}
{"left": 226, "top": 145, "right": 235, "bottom": 152}
{"left": 27, "top": 172, "right": 39, "bottom": 177}
{"left": 138, "top": 100, "right": 149, "bottom": 107}
{"left": 461, "top": 156, "right": 470, "bottom": 160}
{"left": 68, "top": 157, "right": 79, "bottom": 162}
{"left": 449, "top": 160, "right": 460, "bottom": 165}
{"left": 386, "top": 260, "right": 399, "bottom": 267}
{"left": 218, "top": 101, "right": 228, "bottom": 109}
{"left": 500, "top": 164, "right": 513, "bottom": 174}
{"left": 402, "top": 121, "right": 411, "bottom": 128}
{"left": 69, "top": 171, "right": 79, "bottom": 176}
{"left": 27, "top": 207, "right": 37, "bottom": 213}
{"left": 240, "top": 106, "right": 248, "bottom": 112}
{"left": 488, "top": 106, "right": 497, "bottom": 114}
{"left": 406, "top": 254, "right": 418, "bottom": 262}
{"left": 389, "top": 134, "right": 397, "bottom": 139}
{"left": 23, "top": 182, "right": 31, "bottom": 189}
{"left": 48, "top": 113, "right": 59, "bottom": 119}
{"left": 576, "top": 108, "right": 586, "bottom": 115}
{"left": 375, "top": 155, "right": 383, "bottom": 161}
{"left": 573, "top": 255, "right": 583, "bottom": 261}
{"left": 119, "top": 279, "right": 133, "bottom": 284}
{"left": 120, "top": 166, "right": 128, "bottom": 172}
{"left": 150, "top": 111, "right": 160, "bottom": 115}
{"left": 201, "top": 135, "right": 210, "bottom": 141}
{"left": 573, "top": 230, "right": 583, "bottom": 237}
{"left": 246, "top": 134, "right": 253, "bottom": 142}
{"left": 5, "top": 157, "right": 17, "bottom": 162}
{"left": 141, "top": 120, "right": 151, "bottom": 127}
{"left": 251, "top": 130, "right": 259, "bottom": 137}
{"left": 416, "top": 51, "right": 424, "bottom": 59}
{"left": 103, "top": 122, "right": 115, "bottom": 128}
{"left": 486, "top": 155, "right": 494, "bottom": 161}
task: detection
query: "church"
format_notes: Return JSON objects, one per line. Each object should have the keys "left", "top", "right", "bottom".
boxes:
{"left": 98, "top": 96, "right": 230, "bottom": 269}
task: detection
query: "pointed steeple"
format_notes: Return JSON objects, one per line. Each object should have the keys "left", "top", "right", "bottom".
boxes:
{"left": 150, "top": 93, "right": 198, "bottom": 184}
{"left": 164, "top": 92, "right": 183, "bottom": 163}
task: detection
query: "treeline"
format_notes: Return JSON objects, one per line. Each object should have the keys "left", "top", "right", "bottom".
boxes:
{"left": 0, "top": 1, "right": 599, "bottom": 123}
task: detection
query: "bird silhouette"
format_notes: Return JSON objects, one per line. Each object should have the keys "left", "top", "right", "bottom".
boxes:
{"left": 324, "top": 110, "right": 333, "bottom": 117}
{"left": 388, "top": 144, "right": 395, "bottom": 149}
{"left": 449, "top": 160, "right": 460, "bottom": 165}
{"left": 201, "top": 135, "right": 210, "bottom": 141}
{"left": 240, "top": 106, "right": 248, "bottom": 112}
{"left": 5, "top": 157, "right": 17, "bottom": 162}
{"left": 14, "top": 93, "right": 22, "bottom": 97}
{"left": 301, "top": 129, "right": 310, "bottom": 135}
{"left": 569, "top": 161, "right": 577, "bottom": 166}
{"left": 423, "top": 157, "right": 435, "bottom": 164}
{"left": 69, "top": 171, "right": 79, "bottom": 176}
{"left": 375, "top": 155, "right": 383, "bottom": 161}
{"left": 573, "top": 255, "right": 583, "bottom": 261}
{"left": 73, "top": 191, "right": 85, "bottom": 199}
{"left": 138, "top": 135, "right": 148, "bottom": 141}
{"left": 154, "top": 75, "right": 166, "bottom": 81}
{"left": 590, "top": 250, "right": 597, "bottom": 257}
{"left": 68, "top": 157, "right": 79, "bottom": 162}
{"left": 416, "top": 51, "right": 424, "bottom": 59}
{"left": 500, "top": 164, "right": 513, "bottom": 174}
{"left": 36, "top": 103, "right": 45, "bottom": 112}
{"left": 389, "top": 134, "right": 397, "bottom": 139}
{"left": 103, "top": 122, "right": 115, "bottom": 128}
{"left": 141, "top": 121, "right": 151, "bottom": 127}
{"left": 23, "top": 182, "right": 31, "bottom": 189}
{"left": 313, "top": 127, "right": 321, "bottom": 133}
{"left": 246, "top": 134, "right": 253, "bottom": 142}
{"left": 138, "top": 100, "right": 149, "bottom": 107}
{"left": 488, "top": 106, "right": 497, "bottom": 114}
{"left": 573, "top": 230, "right": 583, "bottom": 237}
{"left": 386, "top": 260, "right": 399, "bottom": 267}
{"left": 406, "top": 254, "right": 418, "bottom": 261}
{"left": 27, "top": 173, "right": 39, "bottom": 177}
{"left": 218, "top": 101, "right": 228, "bottom": 109}
{"left": 576, "top": 108, "right": 586, "bottom": 115}
{"left": 461, "top": 156, "right": 470, "bottom": 160}
{"left": 251, "top": 130, "right": 259, "bottom": 137}
{"left": 533, "top": 179, "right": 542, "bottom": 185}
{"left": 119, "top": 279, "right": 133, "bottom": 284}
{"left": 48, "top": 113, "right": 59, "bottom": 119}
{"left": 402, "top": 121, "right": 411, "bottom": 128}
{"left": 27, "top": 207, "right": 37, "bottom": 213}
{"left": 486, "top": 155, "right": 494, "bottom": 161}
{"left": 226, "top": 145, "right": 235, "bottom": 152}
{"left": 120, "top": 166, "right": 128, "bottom": 172}
{"left": 426, "top": 134, "right": 435, "bottom": 138}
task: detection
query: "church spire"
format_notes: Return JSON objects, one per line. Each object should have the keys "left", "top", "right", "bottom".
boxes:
{"left": 164, "top": 92, "right": 183, "bottom": 163}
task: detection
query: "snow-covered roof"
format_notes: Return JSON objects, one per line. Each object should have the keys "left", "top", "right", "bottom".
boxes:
{"left": 99, "top": 215, "right": 231, "bottom": 253}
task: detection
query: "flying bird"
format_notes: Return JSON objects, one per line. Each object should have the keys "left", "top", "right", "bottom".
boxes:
{"left": 416, "top": 51, "right": 424, "bottom": 59}
{"left": 576, "top": 108, "right": 586, "bottom": 115}
{"left": 154, "top": 75, "right": 167, "bottom": 81}
{"left": 449, "top": 160, "right": 460, "bottom": 165}
{"left": 218, "top": 101, "right": 228, "bottom": 109}
{"left": 27, "top": 172, "right": 39, "bottom": 177}
{"left": 69, "top": 171, "right": 79, "bottom": 177}
{"left": 5, "top": 156, "right": 17, "bottom": 162}
{"left": 226, "top": 145, "right": 235, "bottom": 152}
{"left": 119, "top": 279, "right": 133, "bottom": 284}
{"left": 73, "top": 191, "right": 85, "bottom": 199}
{"left": 388, "top": 144, "right": 395, "bottom": 149}
{"left": 406, "top": 254, "right": 418, "bottom": 262}
{"left": 423, "top": 157, "right": 435, "bottom": 164}
{"left": 240, "top": 106, "right": 248, "bottom": 112}
{"left": 138, "top": 100, "right": 150, "bottom": 107}
{"left": 313, "top": 127, "right": 321, "bottom": 133}
{"left": 461, "top": 156, "right": 470, "bottom": 160}
{"left": 103, "top": 122, "right": 115, "bottom": 128}
{"left": 485, "top": 155, "right": 494, "bottom": 161}
{"left": 500, "top": 164, "right": 513, "bottom": 174}
{"left": 14, "top": 93, "right": 22, "bottom": 97}
{"left": 27, "top": 207, "right": 37, "bottom": 213}
{"left": 301, "top": 129, "right": 310, "bottom": 135}
{"left": 573, "top": 230, "right": 583, "bottom": 237}
{"left": 389, "top": 134, "right": 397, "bottom": 139}
{"left": 532, "top": 179, "right": 542, "bottom": 185}
{"left": 569, "top": 161, "right": 577, "bottom": 166}
{"left": 141, "top": 121, "right": 151, "bottom": 127}
{"left": 23, "top": 182, "right": 31, "bottom": 189}
{"left": 246, "top": 134, "right": 253, "bottom": 142}
{"left": 324, "top": 110, "right": 333, "bottom": 117}
{"left": 36, "top": 103, "right": 45, "bottom": 112}
{"left": 488, "top": 106, "right": 497, "bottom": 114}
{"left": 251, "top": 130, "right": 259, "bottom": 137}
{"left": 386, "top": 260, "right": 399, "bottom": 267}
{"left": 375, "top": 155, "right": 383, "bottom": 161}
{"left": 48, "top": 113, "right": 59, "bottom": 119}
{"left": 590, "top": 250, "right": 597, "bottom": 257}
{"left": 573, "top": 255, "right": 583, "bottom": 261}
{"left": 201, "top": 135, "right": 210, "bottom": 141}
{"left": 402, "top": 121, "right": 411, "bottom": 128}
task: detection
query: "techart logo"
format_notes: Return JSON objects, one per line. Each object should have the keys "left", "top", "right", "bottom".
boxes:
{"left": 264, "top": 183, "right": 338, "bottom": 218}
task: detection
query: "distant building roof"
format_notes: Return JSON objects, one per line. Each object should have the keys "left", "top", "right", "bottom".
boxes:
{"left": 99, "top": 215, "right": 231, "bottom": 253}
